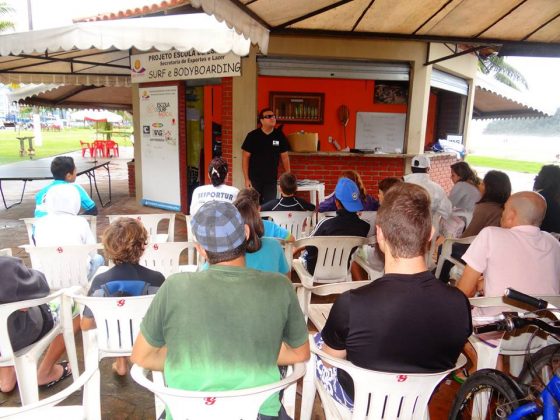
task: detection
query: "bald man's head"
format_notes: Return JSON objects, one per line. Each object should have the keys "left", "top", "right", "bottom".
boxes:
{"left": 501, "top": 191, "right": 547, "bottom": 228}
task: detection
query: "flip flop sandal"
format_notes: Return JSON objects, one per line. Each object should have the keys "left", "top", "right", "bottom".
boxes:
{"left": 40, "top": 361, "right": 71, "bottom": 389}
{"left": 450, "top": 367, "right": 470, "bottom": 385}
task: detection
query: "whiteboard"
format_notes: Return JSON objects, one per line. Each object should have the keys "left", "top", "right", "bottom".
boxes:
{"left": 355, "top": 112, "right": 406, "bottom": 153}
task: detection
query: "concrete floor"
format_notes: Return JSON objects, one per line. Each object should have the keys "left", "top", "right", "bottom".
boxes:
{"left": 0, "top": 149, "right": 456, "bottom": 419}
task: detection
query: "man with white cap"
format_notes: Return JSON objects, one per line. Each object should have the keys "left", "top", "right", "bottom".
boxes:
{"left": 404, "top": 154, "right": 452, "bottom": 219}
{"left": 132, "top": 201, "right": 309, "bottom": 420}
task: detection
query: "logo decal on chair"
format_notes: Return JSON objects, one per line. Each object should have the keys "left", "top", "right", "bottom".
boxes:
{"left": 57, "top": 247, "right": 64, "bottom": 253}
{"left": 204, "top": 397, "right": 216, "bottom": 405}
{"left": 153, "top": 244, "right": 159, "bottom": 250}
{"left": 396, "top": 375, "right": 408, "bottom": 382}
{"left": 117, "top": 299, "right": 126, "bottom": 307}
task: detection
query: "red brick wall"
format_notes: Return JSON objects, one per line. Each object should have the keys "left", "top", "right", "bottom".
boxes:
{"left": 427, "top": 154, "right": 458, "bottom": 193}
{"left": 221, "top": 77, "right": 233, "bottom": 184}
{"left": 127, "top": 160, "right": 135, "bottom": 197}
{"left": 289, "top": 154, "right": 405, "bottom": 196}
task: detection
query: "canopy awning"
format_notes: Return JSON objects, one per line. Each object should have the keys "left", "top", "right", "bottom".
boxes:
{"left": 0, "top": 14, "right": 253, "bottom": 87}
{"left": 473, "top": 74, "right": 552, "bottom": 120}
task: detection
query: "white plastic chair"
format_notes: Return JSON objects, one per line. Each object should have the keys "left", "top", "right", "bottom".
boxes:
{"left": 140, "top": 242, "right": 198, "bottom": 278}
{"left": 131, "top": 362, "right": 306, "bottom": 420}
{"left": 297, "top": 280, "right": 372, "bottom": 330}
{"left": 66, "top": 289, "right": 159, "bottom": 419}
{"left": 260, "top": 211, "right": 313, "bottom": 239}
{"left": 434, "top": 235, "right": 475, "bottom": 281}
{"left": 0, "top": 364, "right": 99, "bottom": 419}
{"left": 293, "top": 236, "right": 368, "bottom": 286}
{"left": 184, "top": 214, "right": 198, "bottom": 266}
{"left": 21, "top": 216, "right": 97, "bottom": 245}
{"left": 357, "top": 211, "right": 377, "bottom": 237}
{"left": 24, "top": 244, "right": 101, "bottom": 291}
{"left": 426, "top": 214, "right": 442, "bottom": 271}
{"left": 301, "top": 336, "right": 466, "bottom": 420}
{"left": 353, "top": 236, "right": 384, "bottom": 281}
{"left": 0, "top": 290, "right": 78, "bottom": 405}
{"left": 107, "top": 213, "right": 175, "bottom": 243}
{"left": 0, "top": 248, "right": 12, "bottom": 257}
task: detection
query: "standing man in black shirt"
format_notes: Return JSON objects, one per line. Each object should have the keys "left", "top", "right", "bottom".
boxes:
{"left": 316, "top": 182, "right": 472, "bottom": 409}
{"left": 242, "top": 108, "right": 290, "bottom": 203}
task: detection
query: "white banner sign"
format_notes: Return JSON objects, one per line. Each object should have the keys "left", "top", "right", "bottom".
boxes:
{"left": 131, "top": 50, "right": 241, "bottom": 82}
{"left": 140, "top": 86, "right": 181, "bottom": 211}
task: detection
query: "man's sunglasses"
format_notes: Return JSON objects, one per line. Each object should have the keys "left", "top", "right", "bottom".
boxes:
{"left": 261, "top": 114, "right": 276, "bottom": 119}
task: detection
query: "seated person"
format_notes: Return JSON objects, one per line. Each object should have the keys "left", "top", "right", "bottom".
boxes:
{"left": 533, "top": 164, "right": 560, "bottom": 234}
{"left": 35, "top": 156, "right": 97, "bottom": 218}
{"left": 132, "top": 201, "right": 309, "bottom": 419}
{"left": 34, "top": 183, "right": 104, "bottom": 279}
{"left": 302, "top": 178, "right": 369, "bottom": 275}
{"left": 234, "top": 198, "right": 290, "bottom": 276}
{"left": 0, "top": 256, "right": 72, "bottom": 392}
{"left": 318, "top": 170, "right": 379, "bottom": 213}
{"left": 190, "top": 157, "right": 239, "bottom": 215}
{"left": 236, "top": 187, "right": 294, "bottom": 242}
{"left": 317, "top": 183, "right": 472, "bottom": 408}
{"left": 81, "top": 218, "right": 165, "bottom": 376}
{"left": 261, "top": 172, "right": 315, "bottom": 212}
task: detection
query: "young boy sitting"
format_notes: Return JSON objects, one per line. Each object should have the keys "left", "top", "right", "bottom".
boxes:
{"left": 81, "top": 218, "right": 165, "bottom": 375}
{"left": 261, "top": 172, "right": 315, "bottom": 212}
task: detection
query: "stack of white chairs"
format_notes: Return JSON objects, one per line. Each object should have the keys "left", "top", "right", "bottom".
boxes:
{"left": 107, "top": 213, "right": 175, "bottom": 243}
{"left": 301, "top": 336, "right": 466, "bottom": 420}
{"left": 131, "top": 362, "right": 306, "bottom": 420}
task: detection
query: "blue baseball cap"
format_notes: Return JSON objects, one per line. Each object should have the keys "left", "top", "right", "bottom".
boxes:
{"left": 335, "top": 178, "right": 363, "bottom": 212}
{"left": 191, "top": 201, "right": 246, "bottom": 253}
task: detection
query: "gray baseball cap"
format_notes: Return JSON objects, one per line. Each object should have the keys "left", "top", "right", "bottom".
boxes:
{"left": 191, "top": 201, "right": 246, "bottom": 253}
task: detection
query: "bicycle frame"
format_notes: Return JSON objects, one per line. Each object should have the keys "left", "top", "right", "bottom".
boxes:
{"left": 509, "top": 374, "right": 560, "bottom": 419}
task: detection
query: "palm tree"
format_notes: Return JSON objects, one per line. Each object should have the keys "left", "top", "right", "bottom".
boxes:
{"left": 0, "top": 1, "right": 14, "bottom": 33}
{"left": 478, "top": 55, "right": 528, "bottom": 91}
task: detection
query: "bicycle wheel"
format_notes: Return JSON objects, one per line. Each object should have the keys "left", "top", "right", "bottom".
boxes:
{"left": 518, "top": 343, "right": 560, "bottom": 392}
{"left": 449, "top": 369, "right": 524, "bottom": 420}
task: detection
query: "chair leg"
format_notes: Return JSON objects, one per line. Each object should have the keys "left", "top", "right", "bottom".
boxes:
{"left": 300, "top": 357, "right": 317, "bottom": 420}
{"left": 13, "top": 355, "right": 39, "bottom": 405}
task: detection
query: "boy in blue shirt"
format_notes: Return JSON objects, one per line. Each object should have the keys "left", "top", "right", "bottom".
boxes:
{"left": 35, "top": 156, "right": 98, "bottom": 218}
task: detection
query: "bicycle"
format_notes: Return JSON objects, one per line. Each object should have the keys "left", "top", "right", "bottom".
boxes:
{"left": 449, "top": 288, "right": 560, "bottom": 419}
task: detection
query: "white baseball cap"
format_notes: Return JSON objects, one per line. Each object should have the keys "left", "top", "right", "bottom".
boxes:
{"left": 411, "top": 155, "right": 431, "bottom": 169}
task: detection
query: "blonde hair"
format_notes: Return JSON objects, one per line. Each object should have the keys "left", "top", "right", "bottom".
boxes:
{"left": 341, "top": 170, "right": 367, "bottom": 200}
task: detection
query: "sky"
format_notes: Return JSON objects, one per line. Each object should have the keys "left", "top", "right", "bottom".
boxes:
{"left": 4, "top": 1, "right": 560, "bottom": 114}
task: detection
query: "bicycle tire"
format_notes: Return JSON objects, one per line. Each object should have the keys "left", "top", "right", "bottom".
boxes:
{"left": 518, "top": 343, "right": 560, "bottom": 390}
{"left": 448, "top": 369, "right": 524, "bottom": 420}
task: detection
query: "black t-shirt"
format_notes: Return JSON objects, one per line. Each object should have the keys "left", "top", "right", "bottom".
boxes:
{"left": 304, "top": 209, "right": 370, "bottom": 274}
{"left": 241, "top": 128, "right": 289, "bottom": 182}
{"left": 540, "top": 189, "right": 560, "bottom": 234}
{"left": 321, "top": 271, "right": 472, "bottom": 398}
{"left": 261, "top": 196, "right": 316, "bottom": 212}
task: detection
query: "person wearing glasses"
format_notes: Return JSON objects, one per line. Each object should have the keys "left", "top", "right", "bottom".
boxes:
{"left": 242, "top": 108, "right": 291, "bottom": 203}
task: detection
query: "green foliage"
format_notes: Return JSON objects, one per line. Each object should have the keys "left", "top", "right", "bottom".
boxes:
{"left": 478, "top": 55, "right": 528, "bottom": 91}
{"left": 484, "top": 107, "right": 560, "bottom": 135}
{"left": 465, "top": 156, "right": 543, "bottom": 174}
{"left": 0, "top": 1, "right": 14, "bottom": 33}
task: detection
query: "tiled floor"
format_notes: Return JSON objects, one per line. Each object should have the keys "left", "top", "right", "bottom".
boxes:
{"left": 0, "top": 149, "right": 458, "bottom": 419}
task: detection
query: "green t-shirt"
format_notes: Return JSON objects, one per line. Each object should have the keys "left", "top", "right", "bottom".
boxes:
{"left": 140, "top": 265, "right": 308, "bottom": 416}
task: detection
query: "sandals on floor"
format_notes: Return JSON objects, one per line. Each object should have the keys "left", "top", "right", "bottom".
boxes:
{"left": 40, "top": 361, "right": 72, "bottom": 389}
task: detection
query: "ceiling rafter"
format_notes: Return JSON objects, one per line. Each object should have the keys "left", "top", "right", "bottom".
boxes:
{"left": 522, "top": 10, "right": 560, "bottom": 41}
{"left": 229, "top": 0, "right": 271, "bottom": 29}
{"left": 474, "top": 0, "right": 527, "bottom": 38}
{"left": 351, "top": 0, "right": 376, "bottom": 32}
{"left": 413, "top": 0, "right": 453, "bottom": 34}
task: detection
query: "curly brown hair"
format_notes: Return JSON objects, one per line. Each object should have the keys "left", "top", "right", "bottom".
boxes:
{"left": 102, "top": 218, "right": 148, "bottom": 265}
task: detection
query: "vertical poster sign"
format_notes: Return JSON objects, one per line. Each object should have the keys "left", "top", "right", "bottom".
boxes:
{"left": 139, "top": 86, "right": 181, "bottom": 211}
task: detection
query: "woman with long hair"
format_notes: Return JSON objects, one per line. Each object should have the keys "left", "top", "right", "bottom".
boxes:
{"left": 448, "top": 161, "right": 481, "bottom": 212}
{"left": 318, "top": 170, "right": 379, "bottom": 212}
{"left": 534, "top": 164, "right": 560, "bottom": 233}
{"left": 234, "top": 197, "right": 290, "bottom": 276}
{"left": 190, "top": 157, "right": 239, "bottom": 215}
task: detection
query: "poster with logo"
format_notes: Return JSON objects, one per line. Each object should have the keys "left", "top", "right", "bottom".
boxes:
{"left": 139, "top": 86, "right": 181, "bottom": 211}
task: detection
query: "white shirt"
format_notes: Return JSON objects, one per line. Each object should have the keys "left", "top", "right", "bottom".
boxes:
{"left": 190, "top": 183, "right": 239, "bottom": 215}
{"left": 35, "top": 215, "right": 95, "bottom": 248}
{"left": 404, "top": 173, "right": 453, "bottom": 219}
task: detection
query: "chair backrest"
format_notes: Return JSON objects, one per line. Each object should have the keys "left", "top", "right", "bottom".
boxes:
{"left": 426, "top": 214, "right": 442, "bottom": 269}
{"left": 309, "top": 339, "right": 466, "bottom": 420}
{"left": 130, "top": 362, "right": 305, "bottom": 420}
{"left": 358, "top": 211, "right": 377, "bottom": 237}
{"left": 25, "top": 244, "right": 100, "bottom": 290}
{"left": 184, "top": 215, "right": 197, "bottom": 265}
{"left": 260, "top": 211, "right": 313, "bottom": 239}
{"left": 107, "top": 213, "right": 175, "bottom": 242}
{"left": 69, "top": 291, "right": 155, "bottom": 357}
{"left": 0, "top": 364, "right": 98, "bottom": 419}
{"left": 140, "top": 242, "right": 197, "bottom": 278}
{"left": 294, "top": 236, "right": 368, "bottom": 284}
{"left": 21, "top": 216, "right": 97, "bottom": 245}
